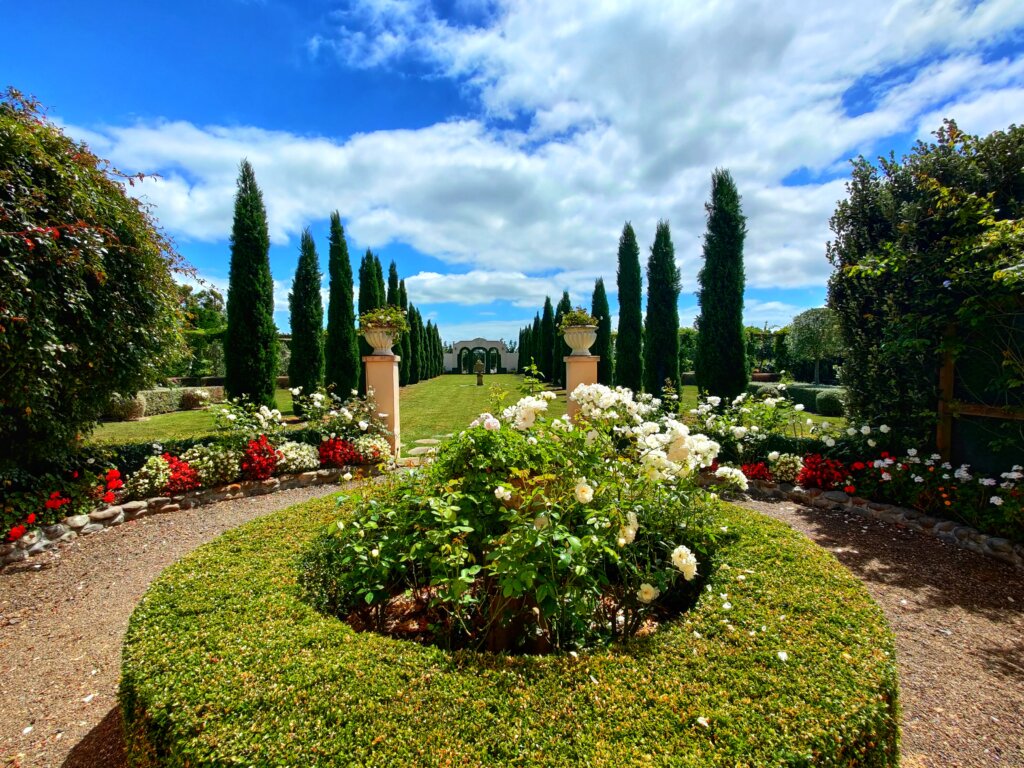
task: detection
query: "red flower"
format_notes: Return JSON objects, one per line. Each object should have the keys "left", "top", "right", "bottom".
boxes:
{"left": 796, "top": 454, "right": 848, "bottom": 491}
{"left": 844, "top": 485, "right": 856, "bottom": 494}
{"left": 851, "top": 461, "right": 866, "bottom": 471}
{"left": 26, "top": 513, "right": 36, "bottom": 524}
{"left": 45, "top": 491, "right": 71, "bottom": 509}
{"left": 241, "top": 436, "right": 283, "bottom": 481}
{"left": 161, "top": 453, "right": 201, "bottom": 494}
{"left": 741, "top": 462, "right": 773, "bottom": 482}
{"left": 7, "top": 525, "right": 26, "bottom": 541}
{"left": 72, "top": 471, "right": 79, "bottom": 479}
{"left": 102, "top": 491, "right": 116, "bottom": 504}
{"left": 318, "top": 438, "right": 363, "bottom": 469}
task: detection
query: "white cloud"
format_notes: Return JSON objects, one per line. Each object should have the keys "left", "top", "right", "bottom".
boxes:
{"left": 66, "top": 0, "right": 1024, "bottom": 314}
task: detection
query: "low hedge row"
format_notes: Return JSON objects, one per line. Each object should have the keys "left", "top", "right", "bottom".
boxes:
{"left": 120, "top": 494, "right": 900, "bottom": 767}
{"left": 746, "top": 382, "right": 847, "bottom": 415}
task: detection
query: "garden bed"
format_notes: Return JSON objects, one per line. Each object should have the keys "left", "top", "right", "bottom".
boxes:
{"left": 120, "top": 494, "right": 900, "bottom": 767}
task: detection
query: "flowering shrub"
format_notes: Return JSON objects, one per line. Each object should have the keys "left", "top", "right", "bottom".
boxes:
{"left": 276, "top": 441, "right": 320, "bottom": 473}
{"left": 318, "top": 438, "right": 363, "bottom": 468}
{"left": 214, "top": 399, "right": 285, "bottom": 445}
{"left": 741, "top": 462, "right": 773, "bottom": 482}
{"left": 300, "top": 384, "right": 723, "bottom": 654}
{"left": 125, "top": 456, "right": 173, "bottom": 500}
{"left": 179, "top": 444, "right": 241, "bottom": 487}
{"left": 796, "top": 454, "right": 848, "bottom": 491}
{"left": 352, "top": 435, "right": 392, "bottom": 465}
{"left": 241, "top": 436, "right": 282, "bottom": 481}
{"left": 768, "top": 452, "right": 804, "bottom": 483}
{"left": 162, "top": 454, "right": 201, "bottom": 494}
{"left": 292, "top": 387, "right": 389, "bottom": 443}
{"left": 714, "top": 466, "right": 749, "bottom": 492}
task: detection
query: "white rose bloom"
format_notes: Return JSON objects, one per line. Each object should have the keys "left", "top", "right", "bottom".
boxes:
{"left": 574, "top": 480, "right": 594, "bottom": 504}
{"left": 730, "top": 426, "right": 747, "bottom": 439}
{"left": 358, "top": 420, "right": 369, "bottom": 431}
{"left": 867, "top": 439, "right": 876, "bottom": 447}
{"left": 636, "top": 583, "right": 660, "bottom": 604}
{"left": 990, "top": 496, "right": 1004, "bottom": 506}
{"left": 794, "top": 404, "right": 805, "bottom": 412}
{"left": 290, "top": 387, "right": 301, "bottom": 396}
{"left": 707, "top": 396, "right": 721, "bottom": 407}
{"left": 768, "top": 451, "right": 780, "bottom": 462}
{"left": 847, "top": 427, "right": 857, "bottom": 436}
{"left": 342, "top": 472, "right": 353, "bottom": 481}
{"left": 671, "top": 545, "right": 699, "bottom": 581}
{"left": 494, "top": 486, "right": 512, "bottom": 501}
{"left": 879, "top": 424, "right": 890, "bottom": 434}
{"left": 824, "top": 437, "right": 836, "bottom": 447}
{"left": 860, "top": 425, "right": 871, "bottom": 435}
{"left": 906, "top": 448, "right": 918, "bottom": 457}
{"left": 483, "top": 417, "right": 501, "bottom": 431}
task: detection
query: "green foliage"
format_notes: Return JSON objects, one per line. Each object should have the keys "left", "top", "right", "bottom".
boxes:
{"left": 104, "top": 393, "right": 147, "bottom": 422}
{"left": 615, "top": 222, "right": 644, "bottom": 391}
{"left": 815, "top": 389, "right": 846, "bottom": 417}
{"left": 120, "top": 494, "right": 899, "bottom": 767}
{"left": 288, "top": 229, "right": 325, "bottom": 404}
{"left": 324, "top": 212, "right": 360, "bottom": 397}
{"left": 695, "top": 168, "right": 748, "bottom": 399}
{"left": 786, "top": 308, "right": 843, "bottom": 385}
{"left": 678, "top": 327, "right": 698, "bottom": 372}
{"left": 386, "top": 260, "right": 400, "bottom": 306}
{"left": 539, "top": 297, "right": 555, "bottom": 381}
{"left": 398, "top": 279, "right": 412, "bottom": 384}
{"left": 357, "top": 250, "right": 385, "bottom": 391}
{"left": 643, "top": 221, "right": 681, "bottom": 396}
{"left": 358, "top": 304, "right": 409, "bottom": 332}
{"left": 591, "top": 279, "right": 613, "bottom": 384}
{"left": 557, "top": 306, "right": 596, "bottom": 331}
{"left": 827, "top": 120, "right": 1024, "bottom": 451}
{"left": 0, "top": 89, "right": 183, "bottom": 467}
{"left": 225, "top": 160, "right": 278, "bottom": 407}
{"left": 552, "top": 291, "right": 573, "bottom": 386}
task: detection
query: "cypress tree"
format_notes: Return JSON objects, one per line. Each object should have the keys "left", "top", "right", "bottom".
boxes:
{"left": 372, "top": 254, "right": 386, "bottom": 306}
{"left": 615, "top": 222, "right": 643, "bottom": 392}
{"left": 225, "top": 160, "right": 278, "bottom": 406}
{"left": 386, "top": 261, "right": 399, "bottom": 306}
{"left": 287, "top": 228, "right": 324, "bottom": 406}
{"left": 398, "top": 279, "right": 411, "bottom": 384}
{"left": 591, "top": 278, "right": 613, "bottom": 384}
{"left": 416, "top": 309, "right": 428, "bottom": 381}
{"left": 426, "top": 320, "right": 437, "bottom": 378}
{"left": 530, "top": 314, "right": 541, "bottom": 371}
{"left": 408, "top": 304, "right": 421, "bottom": 384}
{"left": 694, "top": 169, "right": 748, "bottom": 398}
{"left": 539, "top": 297, "right": 555, "bottom": 381}
{"left": 324, "top": 211, "right": 359, "bottom": 397}
{"left": 552, "top": 291, "right": 572, "bottom": 387}
{"left": 357, "top": 250, "right": 384, "bottom": 393}
{"left": 642, "top": 221, "right": 681, "bottom": 397}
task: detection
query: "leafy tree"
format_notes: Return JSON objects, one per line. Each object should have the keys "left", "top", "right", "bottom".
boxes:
{"left": 178, "top": 286, "right": 226, "bottom": 331}
{"left": 786, "top": 308, "right": 843, "bottom": 385}
{"left": 398, "top": 279, "right": 411, "bottom": 384}
{"left": 539, "top": 297, "right": 555, "bottom": 381}
{"left": 591, "top": 278, "right": 613, "bottom": 384}
{"left": 694, "top": 169, "right": 748, "bottom": 399}
{"left": 615, "top": 223, "right": 643, "bottom": 391}
{"left": 324, "top": 212, "right": 359, "bottom": 396}
{"left": 678, "top": 327, "right": 698, "bottom": 373}
{"left": 827, "top": 121, "right": 1024, "bottom": 445}
{"left": 288, "top": 229, "right": 325, "bottom": 406}
{"left": 642, "top": 221, "right": 680, "bottom": 396}
{"left": 225, "top": 159, "right": 278, "bottom": 406}
{"left": 0, "top": 89, "right": 182, "bottom": 466}
{"left": 552, "top": 291, "right": 572, "bottom": 387}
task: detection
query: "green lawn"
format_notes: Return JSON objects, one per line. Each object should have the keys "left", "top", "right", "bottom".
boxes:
{"left": 399, "top": 374, "right": 566, "bottom": 445}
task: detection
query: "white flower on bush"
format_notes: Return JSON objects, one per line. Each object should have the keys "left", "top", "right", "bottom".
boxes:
{"left": 354, "top": 435, "right": 392, "bottom": 463}
{"left": 730, "top": 426, "right": 747, "bottom": 439}
{"left": 180, "top": 443, "right": 242, "bottom": 487}
{"left": 501, "top": 395, "right": 550, "bottom": 430}
{"left": 574, "top": 479, "right": 594, "bottom": 504}
{"left": 620, "top": 511, "right": 639, "bottom": 545}
{"left": 671, "top": 545, "right": 699, "bottom": 581}
{"left": 125, "top": 455, "right": 172, "bottom": 500}
{"left": 846, "top": 428, "right": 856, "bottom": 436}
{"left": 290, "top": 387, "right": 301, "bottom": 396}
{"left": 879, "top": 424, "right": 890, "bottom": 434}
{"left": 768, "top": 451, "right": 780, "bottom": 462}
{"left": 276, "top": 441, "right": 320, "bottom": 473}
{"left": 572, "top": 383, "right": 656, "bottom": 424}
{"left": 494, "top": 486, "right": 512, "bottom": 502}
{"left": 769, "top": 453, "right": 803, "bottom": 483}
{"left": 636, "top": 583, "right": 660, "bottom": 604}
{"left": 860, "top": 425, "right": 871, "bottom": 435}
{"left": 823, "top": 437, "right": 836, "bottom": 447}
{"left": 794, "top": 404, "right": 805, "bottom": 412}
{"left": 706, "top": 396, "right": 721, "bottom": 407}
{"left": 990, "top": 496, "right": 1004, "bottom": 506}
{"left": 715, "top": 466, "right": 748, "bottom": 492}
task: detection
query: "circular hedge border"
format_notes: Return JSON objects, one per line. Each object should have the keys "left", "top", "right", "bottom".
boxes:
{"left": 120, "top": 494, "right": 900, "bottom": 767}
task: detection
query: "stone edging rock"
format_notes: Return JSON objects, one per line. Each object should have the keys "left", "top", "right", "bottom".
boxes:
{"left": 0, "top": 468, "right": 353, "bottom": 569}
{"left": 748, "top": 479, "right": 1024, "bottom": 570}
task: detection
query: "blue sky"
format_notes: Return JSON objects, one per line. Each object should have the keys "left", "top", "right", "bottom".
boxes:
{"left": 5, "top": 0, "right": 1023, "bottom": 344}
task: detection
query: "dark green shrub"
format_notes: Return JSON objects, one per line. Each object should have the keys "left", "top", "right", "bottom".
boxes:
{"left": 104, "top": 394, "right": 147, "bottom": 422}
{"left": 121, "top": 495, "right": 899, "bottom": 767}
{"left": 0, "top": 89, "right": 182, "bottom": 468}
{"left": 816, "top": 390, "right": 846, "bottom": 417}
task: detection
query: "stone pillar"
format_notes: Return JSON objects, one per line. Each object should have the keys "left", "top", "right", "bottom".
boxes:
{"left": 564, "top": 355, "right": 599, "bottom": 421}
{"left": 362, "top": 354, "right": 401, "bottom": 456}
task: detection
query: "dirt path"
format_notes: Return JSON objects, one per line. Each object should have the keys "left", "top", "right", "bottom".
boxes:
{"left": 741, "top": 496, "right": 1023, "bottom": 767}
{"left": 2, "top": 487, "right": 1021, "bottom": 767}
{"left": 0, "top": 484, "right": 344, "bottom": 768}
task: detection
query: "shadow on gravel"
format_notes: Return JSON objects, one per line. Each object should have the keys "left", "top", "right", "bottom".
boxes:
{"left": 746, "top": 496, "right": 1022, "bottom": 619}
{"left": 61, "top": 706, "right": 126, "bottom": 768}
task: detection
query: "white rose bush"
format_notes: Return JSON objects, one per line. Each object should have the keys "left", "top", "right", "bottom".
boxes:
{"left": 299, "top": 384, "right": 726, "bottom": 653}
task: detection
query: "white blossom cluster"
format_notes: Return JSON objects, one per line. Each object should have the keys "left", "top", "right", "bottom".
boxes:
{"left": 275, "top": 441, "right": 320, "bottom": 473}
{"left": 501, "top": 392, "right": 555, "bottom": 430}
{"left": 570, "top": 383, "right": 658, "bottom": 424}
{"left": 180, "top": 444, "right": 242, "bottom": 486}
{"left": 354, "top": 434, "right": 393, "bottom": 463}
{"left": 634, "top": 418, "right": 720, "bottom": 480}
{"left": 714, "top": 466, "right": 749, "bottom": 492}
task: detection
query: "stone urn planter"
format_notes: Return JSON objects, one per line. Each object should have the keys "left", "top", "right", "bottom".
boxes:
{"left": 562, "top": 325, "right": 598, "bottom": 356}
{"left": 361, "top": 327, "right": 398, "bottom": 355}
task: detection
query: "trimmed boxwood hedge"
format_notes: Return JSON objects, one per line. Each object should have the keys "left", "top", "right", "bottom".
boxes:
{"left": 120, "top": 494, "right": 900, "bottom": 767}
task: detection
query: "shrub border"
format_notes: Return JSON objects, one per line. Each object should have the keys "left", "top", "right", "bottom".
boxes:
{"left": 120, "top": 495, "right": 900, "bottom": 767}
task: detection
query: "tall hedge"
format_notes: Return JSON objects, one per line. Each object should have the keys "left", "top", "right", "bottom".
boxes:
{"left": 695, "top": 169, "right": 748, "bottom": 399}
{"left": 643, "top": 221, "right": 680, "bottom": 397}
{"left": 225, "top": 159, "right": 278, "bottom": 407}
{"left": 398, "top": 279, "right": 411, "bottom": 385}
{"left": 553, "top": 291, "right": 572, "bottom": 387}
{"left": 539, "top": 297, "right": 555, "bottom": 382}
{"left": 288, "top": 229, "right": 324, "bottom": 403}
{"left": 615, "top": 223, "right": 643, "bottom": 391}
{"left": 0, "top": 90, "right": 182, "bottom": 466}
{"left": 324, "top": 212, "right": 359, "bottom": 397}
{"left": 827, "top": 121, "right": 1024, "bottom": 449}
{"left": 591, "top": 278, "right": 613, "bottom": 384}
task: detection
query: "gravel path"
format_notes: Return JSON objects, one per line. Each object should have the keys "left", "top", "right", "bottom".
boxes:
{"left": 0, "top": 484, "right": 345, "bottom": 768}
{"left": 1, "top": 486, "right": 1021, "bottom": 767}
{"left": 740, "top": 496, "right": 1023, "bottom": 767}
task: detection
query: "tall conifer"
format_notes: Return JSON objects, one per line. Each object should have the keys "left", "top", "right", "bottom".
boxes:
{"left": 643, "top": 221, "right": 681, "bottom": 397}
{"left": 591, "top": 278, "right": 613, "bottom": 384}
{"left": 386, "top": 261, "right": 399, "bottom": 306}
{"left": 357, "top": 250, "right": 384, "bottom": 393}
{"left": 225, "top": 160, "right": 277, "bottom": 406}
{"left": 288, "top": 228, "right": 324, "bottom": 406}
{"left": 324, "top": 211, "right": 359, "bottom": 396}
{"left": 694, "top": 169, "right": 748, "bottom": 398}
{"left": 398, "top": 279, "right": 411, "bottom": 385}
{"left": 553, "top": 291, "right": 572, "bottom": 387}
{"left": 615, "top": 223, "right": 643, "bottom": 392}
{"left": 408, "top": 304, "right": 421, "bottom": 384}
{"left": 539, "top": 297, "right": 555, "bottom": 381}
